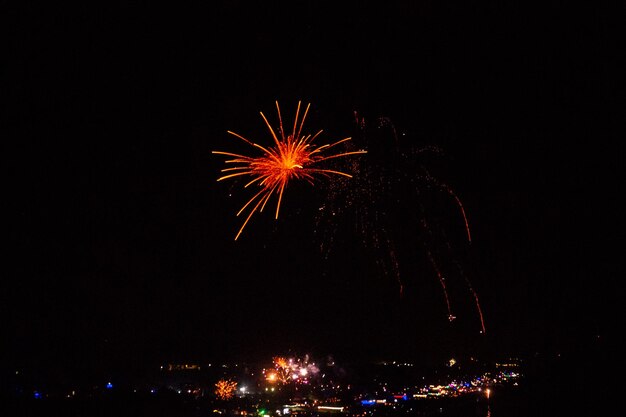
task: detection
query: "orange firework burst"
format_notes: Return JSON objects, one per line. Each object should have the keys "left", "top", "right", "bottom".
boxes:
{"left": 273, "top": 356, "right": 289, "bottom": 369}
{"left": 213, "top": 101, "right": 366, "bottom": 240}
{"left": 214, "top": 378, "right": 237, "bottom": 400}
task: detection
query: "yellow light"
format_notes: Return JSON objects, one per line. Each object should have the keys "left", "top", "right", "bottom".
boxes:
{"left": 318, "top": 406, "right": 344, "bottom": 411}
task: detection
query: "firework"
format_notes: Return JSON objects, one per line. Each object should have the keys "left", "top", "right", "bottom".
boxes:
{"left": 215, "top": 378, "right": 237, "bottom": 400}
{"left": 213, "top": 101, "right": 367, "bottom": 240}
{"left": 316, "top": 114, "right": 485, "bottom": 333}
{"left": 263, "top": 355, "right": 319, "bottom": 385}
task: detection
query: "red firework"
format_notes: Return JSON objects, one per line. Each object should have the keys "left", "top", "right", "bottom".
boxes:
{"left": 213, "top": 101, "right": 366, "bottom": 240}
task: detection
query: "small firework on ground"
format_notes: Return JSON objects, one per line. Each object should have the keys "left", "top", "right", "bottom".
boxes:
{"left": 214, "top": 378, "right": 237, "bottom": 400}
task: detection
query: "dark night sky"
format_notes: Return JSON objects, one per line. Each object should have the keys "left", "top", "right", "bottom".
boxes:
{"left": 4, "top": 1, "right": 623, "bottom": 380}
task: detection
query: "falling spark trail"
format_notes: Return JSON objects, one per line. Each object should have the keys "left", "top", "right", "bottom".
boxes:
{"left": 422, "top": 170, "right": 472, "bottom": 244}
{"left": 448, "top": 190, "right": 472, "bottom": 244}
{"left": 453, "top": 259, "right": 487, "bottom": 334}
{"left": 426, "top": 248, "right": 455, "bottom": 322}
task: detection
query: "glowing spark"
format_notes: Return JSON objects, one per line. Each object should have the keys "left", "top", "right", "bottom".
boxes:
{"left": 215, "top": 378, "right": 237, "bottom": 400}
{"left": 213, "top": 101, "right": 366, "bottom": 240}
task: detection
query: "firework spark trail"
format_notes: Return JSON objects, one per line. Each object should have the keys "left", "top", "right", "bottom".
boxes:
{"left": 421, "top": 170, "right": 472, "bottom": 244}
{"left": 417, "top": 209, "right": 458, "bottom": 323}
{"left": 424, "top": 215, "right": 486, "bottom": 333}
{"left": 213, "top": 101, "right": 366, "bottom": 240}
{"left": 437, "top": 225, "right": 486, "bottom": 334}
{"left": 445, "top": 187, "right": 472, "bottom": 243}
{"left": 418, "top": 160, "right": 481, "bottom": 328}
{"left": 452, "top": 259, "right": 487, "bottom": 334}
{"left": 426, "top": 247, "right": 455, "bottom": 322}
{"left": 413, "top": 184, "right": 457, "bottom": 322}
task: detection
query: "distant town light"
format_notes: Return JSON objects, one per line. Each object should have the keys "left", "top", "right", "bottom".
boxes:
{"left": 318, "top": 406, "right": 344, "bottom": 411}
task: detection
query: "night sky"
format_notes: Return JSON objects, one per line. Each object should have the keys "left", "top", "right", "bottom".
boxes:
{"left": 4, "top": 1, "right": 623, "bottom": 381}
